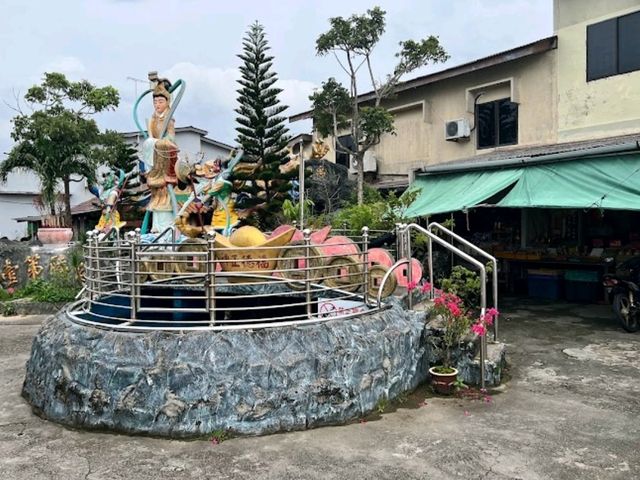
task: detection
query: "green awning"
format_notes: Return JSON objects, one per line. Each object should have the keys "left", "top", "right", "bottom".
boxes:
{"left": 405, "top": 168, "right": 522, "bottom": 217}
{"left": 497, "top": 155, "right": 640, "bottom": 210}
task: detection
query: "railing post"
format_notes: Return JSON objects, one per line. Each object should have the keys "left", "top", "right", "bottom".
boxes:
{"left": 206, "top": 230, "right": 216, "bottom": 325}
{"left": 304, "top": 228, "right": 312, "bottom": 318}
{"left": 492, "top": 260, "right": 499, "bottom": 341}
{"left": 479, "top": 269, "right": 487, "bottom": 390}
{"left": 85, "top": 230, "right": 95, "bottom": 301}
{"left": 93, "top": 230, "right": 102, "bottom": 293}
{"left": 395, "top": 223, "right": 402, "bottom": 259}
{"left": 428, "top": 230, "right": 434, "bottom": 300}
{"left": 361, "top": 226, "right": 369, "bottom": 306}
{"left": 127, "top": 230, "right": 139, "bottom": 320}
{"left": 403, "top": 224, "right": 414, "bottom": 311}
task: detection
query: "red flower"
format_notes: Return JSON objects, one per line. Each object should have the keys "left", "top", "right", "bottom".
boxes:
{"left": 407, "top": 280, "right": 418, "bottom": 292}
{"left": 471, "top": 322, "right": 487, "bottom": 336}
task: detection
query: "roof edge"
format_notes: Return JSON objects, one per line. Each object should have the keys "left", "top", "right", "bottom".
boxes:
{"left": 289, "top": 35, "right": 558, "bottom": 123}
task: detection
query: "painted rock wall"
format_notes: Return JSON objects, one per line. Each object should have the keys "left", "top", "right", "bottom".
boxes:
{"left": 22, "top": 299, "right": 435, "bottom": 437}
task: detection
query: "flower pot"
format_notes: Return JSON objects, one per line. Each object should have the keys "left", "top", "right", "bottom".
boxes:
{"left": 429, "top": 366, "right": 459, "bottom": 395}
{"left": 37, "top": 227, "right": 73, "bottom": 245}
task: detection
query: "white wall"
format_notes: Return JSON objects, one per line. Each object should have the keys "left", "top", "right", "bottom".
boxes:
{"left": 0, "top": 171, "right": 93, "bottom": 239}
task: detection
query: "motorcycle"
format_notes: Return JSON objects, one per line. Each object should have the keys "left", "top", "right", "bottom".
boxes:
{"left": 603, "top": 256, "right": 640, "bottom": 332}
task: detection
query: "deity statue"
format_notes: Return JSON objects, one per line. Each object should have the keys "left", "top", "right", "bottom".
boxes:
{"left": 174, "top": 150, "right": 246, "bottom": 237}
{"left": 90, "top": 169, "right": 127, "bottom": 233}
{"left": 134, "top": 72, "right": 185, "bottom": 234}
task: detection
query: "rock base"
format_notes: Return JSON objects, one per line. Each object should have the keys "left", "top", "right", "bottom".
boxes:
{"left": 22, "top": 301, "right": 434, "bottom": 437}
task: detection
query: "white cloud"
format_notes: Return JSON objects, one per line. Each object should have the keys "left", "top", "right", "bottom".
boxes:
{"left": 41, "top": 56, "right": 86, "bottom": 76}
{"left": 158, "top": 62, "right": 317, "bottom": 143}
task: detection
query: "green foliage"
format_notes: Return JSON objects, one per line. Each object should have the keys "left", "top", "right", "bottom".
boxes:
{"left": 23, "top": 279, "right": 79, "bottom": 303}
{"left": 19, "top": 262, "right": 81, "bottom": 303}
{"left": 312, "top": 7, "right": 448, "bottom": 204}
{"left": 281, "top": 198, "right": 314, "bottom": 224}
{"left": 209, "top": 429, "right": 230, "bottom": 444}
{"left": 308, "top": 78, "right": 351, "bottom": 139}
{"left": 440, "top": 264, "right": 493, "bottom": 310}
{"left": 358, "top": 106, "right": 395, "bottom": 145}
{"left": 332, "top": 202, "right": 390, "bottom": 232}
{"left": 376, "top": 397, "right": 389, "bottom": 414}
{"left": 1, "top": 72, "right": 122, "bottom": 223}
{"left": 2, "top": 302, "right": 17, "bottom": 317}
{"left": 234, "top": 22, "right": 293, "bottom": 229}
{"left": 333, "top": 187, "right": 420, "bottom": 232}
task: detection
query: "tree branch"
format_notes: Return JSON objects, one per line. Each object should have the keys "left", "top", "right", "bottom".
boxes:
{"left": 332, "top": 51, "right": 351, "bottom": 77}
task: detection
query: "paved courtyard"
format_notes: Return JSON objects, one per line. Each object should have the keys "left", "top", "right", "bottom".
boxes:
{"left": 1, "top": 299, "right": 639, "bottom": 479}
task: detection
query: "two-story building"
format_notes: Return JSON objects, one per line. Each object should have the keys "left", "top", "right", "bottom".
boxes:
{"left": 291, "top": 0, "right": 640, "bottom": 300}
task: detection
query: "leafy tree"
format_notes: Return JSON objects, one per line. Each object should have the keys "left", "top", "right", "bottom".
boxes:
{"left": 0, "top": 72, "right": 123, "bottom": 226}
{"left": 234, "top": 22, "right": 294, "bottom": 228}
{"left": 311, "top": 7, "right": 448, "bottom": 204}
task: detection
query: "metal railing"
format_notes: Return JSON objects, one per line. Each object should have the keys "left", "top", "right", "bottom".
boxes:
{"left": 68, "top": 227, "right": 394, "bottom": 332}
{"left": 428, "top": 221, "right": 499, "bottom": 340}
{"left": 398, "top": 223, "right": 489, "bottom": 389}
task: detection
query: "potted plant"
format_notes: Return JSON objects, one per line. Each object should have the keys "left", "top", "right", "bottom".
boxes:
{"left": 35, "top": 199, "right": 73, "bottom": 245}
{"left": 428, "top": 289, "right": 498, "bottom": 394}
{"left": 428, "top": 291, "right": 471, "bottom": 394}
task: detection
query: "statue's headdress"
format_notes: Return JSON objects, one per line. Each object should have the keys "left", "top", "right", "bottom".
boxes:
{"left": 152, "top": 79, "right": 172, "bottom": 102}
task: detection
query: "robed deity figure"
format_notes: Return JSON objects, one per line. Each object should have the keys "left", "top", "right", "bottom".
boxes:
{"left": 140, "top": 79, "right": 179, "bottom": 233}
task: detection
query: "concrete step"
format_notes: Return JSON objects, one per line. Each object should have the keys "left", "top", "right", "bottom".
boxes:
{"left": 457, "top": 341, "right": 507, "bottom": 387}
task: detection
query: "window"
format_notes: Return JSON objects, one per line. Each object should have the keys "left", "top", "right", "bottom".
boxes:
{"left": 476, "top": 98, "right": 518, "bottom": 149}
{"left": 587, "top": 11, "right": 640, "bottom": 81}
{"left": 335, "top": 135, "right": 354, "bottom": 168}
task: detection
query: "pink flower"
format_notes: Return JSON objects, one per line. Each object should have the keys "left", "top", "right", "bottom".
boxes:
{"left": 447, "top": 302, "right": 462, "bottom": 317}
{"left": 486, "top": 307, "right": 499, "bottom": 317}
{"left": 434, "top": 296, "right": 446, "bottom": 307}
{"left": 471, "top": 322, "right": 487, "bottom": 336}
{"left": 420, "top": 282, "right": 432, "bottom": 293}
{"left": 481, "top": 313, "right": 494, "bottom": 326}
{"left": 7, "top": 287, "right": 15, "bottom": 295}
{"left": 407, "top": 280, "right": 418, "bottom": 292}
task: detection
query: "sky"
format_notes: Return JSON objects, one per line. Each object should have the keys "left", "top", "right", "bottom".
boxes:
{"left": 0, "top": 0, "right": 553, "bottom": 158}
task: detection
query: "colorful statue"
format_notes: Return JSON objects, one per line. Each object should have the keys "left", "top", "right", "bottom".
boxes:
{"left": 90, "top": 169, "right": 127, "bottom": 233}
{"left": 174, "top": 150, "right": 245, "bottom": 237}
{"left": 133, "top": 71, "right": 186, "bottom": 234}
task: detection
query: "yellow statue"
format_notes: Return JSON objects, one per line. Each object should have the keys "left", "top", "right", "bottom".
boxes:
{"left": 311, "top": 140, "right": 330, "bottom": 159}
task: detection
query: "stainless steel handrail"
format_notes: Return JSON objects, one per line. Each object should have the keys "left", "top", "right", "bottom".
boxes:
{"left": 71, "top": 230, "right": 388, "bottom": 332}
{"left": 428, "top": 221, "right": 499, "bottom": 340}
{"left": 401, "top": 223, "right": 488, "bottom": 389}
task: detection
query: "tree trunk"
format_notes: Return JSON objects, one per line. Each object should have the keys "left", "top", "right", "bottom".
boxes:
{"left": 63, "top": 176, "right": 72, "bottom": 228}
{"left": 356, "top": 152, "right": 364, "bottom": 205}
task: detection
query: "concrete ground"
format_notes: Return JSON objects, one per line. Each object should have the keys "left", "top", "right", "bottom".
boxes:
{"left": 1, "top": 300, "right": 639, "bottom": 480}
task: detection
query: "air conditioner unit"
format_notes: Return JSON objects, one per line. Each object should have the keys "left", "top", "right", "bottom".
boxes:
{"left": 349, "top": 151, "right": 377, "bottom": 173}
{"left": 445, "top": 118, "right": 471, "bottom": 141}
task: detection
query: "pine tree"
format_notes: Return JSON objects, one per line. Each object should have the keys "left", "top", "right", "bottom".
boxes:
{"left": 235, "top": 21, "right": 294, "bottom": 228}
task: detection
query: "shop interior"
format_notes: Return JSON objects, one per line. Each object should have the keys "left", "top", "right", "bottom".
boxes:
{"left": 427, "top": 207, "right": 640, "bottom": 303}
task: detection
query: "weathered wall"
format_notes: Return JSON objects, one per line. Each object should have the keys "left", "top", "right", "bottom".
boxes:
{"left": 555, "top": 1, "right": 640, "bottom": 141}
{"left": 322, "top": 49, "right": 557, "bottom": 182}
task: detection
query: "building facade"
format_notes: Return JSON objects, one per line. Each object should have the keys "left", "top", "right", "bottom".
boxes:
{"left": 291, "top": 0, "right": 640, "bottom": 189}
